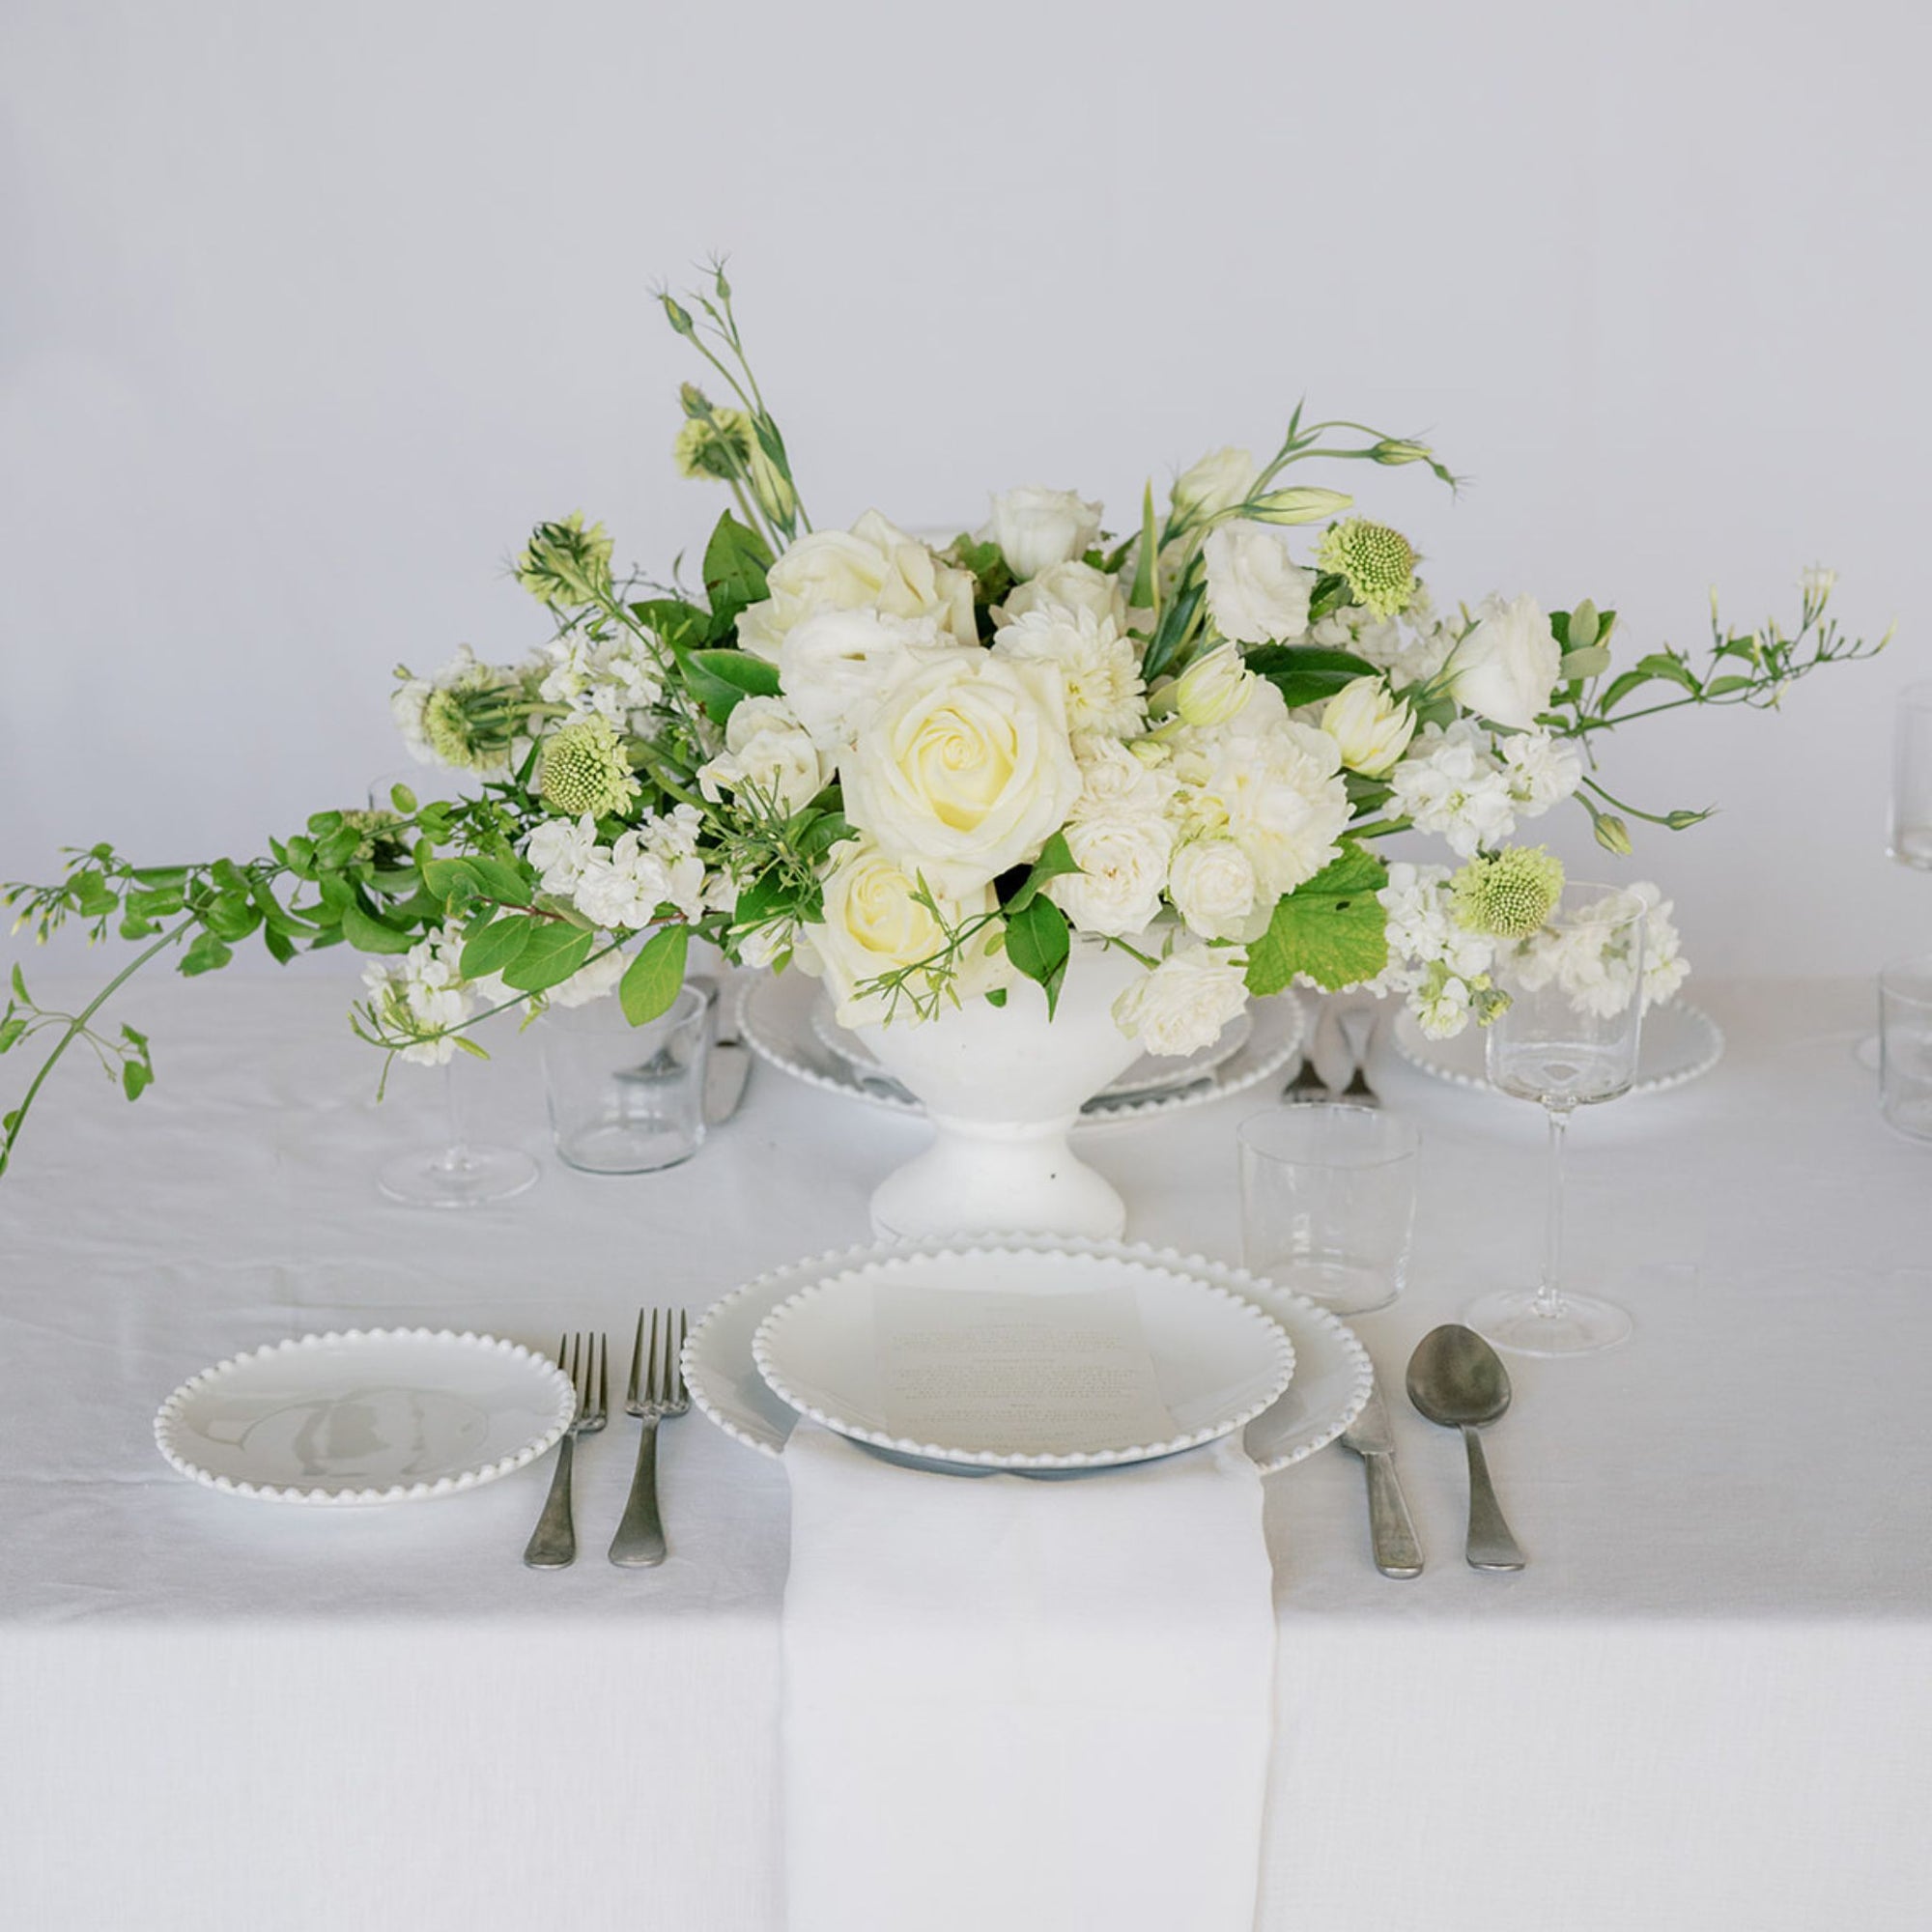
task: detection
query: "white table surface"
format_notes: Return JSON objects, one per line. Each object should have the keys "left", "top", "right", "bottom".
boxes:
{"left": 3, "top": 970, "right": 1929, "bottom": 1929}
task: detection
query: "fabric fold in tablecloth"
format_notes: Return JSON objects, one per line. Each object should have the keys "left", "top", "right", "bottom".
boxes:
{"left": 781, "top": 1423, "right": 1277, "bottom": 1932}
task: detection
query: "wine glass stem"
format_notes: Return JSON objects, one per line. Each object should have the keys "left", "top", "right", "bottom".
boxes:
{"left": 440, "top": 1060, "right": 470, "bottom": 1173}
{"left": 1538, "top": 1102, "right": 1573, "bottom": 1320}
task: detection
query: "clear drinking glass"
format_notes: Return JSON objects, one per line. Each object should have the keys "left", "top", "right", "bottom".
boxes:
{"left": 1237, "top": 1103, "right": 1420, "bottom": 1316}
{"left": 542, "top": 984, "right": 710, "bottom": 1174}
{"left": 1888, "top": 684, "right": 1932, "bottom": 868}
{"left": 1878, "top": 957, "right": 1932, "bottom": 1140}
{"left": 1466, "top": 881, "right": 1646, "bottom": 1357}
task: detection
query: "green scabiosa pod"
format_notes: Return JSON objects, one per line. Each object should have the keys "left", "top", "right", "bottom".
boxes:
{"left": 537, "top": 717, "right": 640, "bottom": 819}
{"left": 1316, "top": 518, "right": 1418, "bottom": 618}
{"left": 1450, "top": 846, "right": 1566, "bottom": 940}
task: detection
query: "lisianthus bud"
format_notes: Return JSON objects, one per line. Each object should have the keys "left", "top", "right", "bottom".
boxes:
{"left": 516, "top": 513, "right": 614, "bottom": 608}
{"left": 747, "top": 442, "right": 797, "bottom": 526}
{"left": 1247, "top": 487, "right": 1354, "bottom": 526}
{"left": 1175, "top": 641, "right": 1257, "bottom": 727}
{"left": 1321, "top": 674, "right": 1416, "bottom": 778}
{"left": 537, "top": 717, "right": 640, "bottom": 820}
{"left": 1315, "top": 519, "right": 1418, "bottom": 618}
{"left": 1172, "top": 446, "right": 1259, "bottom": 521}
{"left": 660, "top": 293, "right": 696, "bottom": 337}
{"left": 1371, "top": 440, "right": 1434, "bottom": 467}
{"left": 1593, "top": 812, "right": 1634, "bottom": 856}
{"left": 678, "top": 383, "right": 713, "bottom": 420}
{"left": 1449, "top": 846, "right": 1565, "bottom": 939}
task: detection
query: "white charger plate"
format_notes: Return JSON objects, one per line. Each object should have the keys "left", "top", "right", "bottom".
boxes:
{"left": 1392, "top": 999, "right": 1725, "bottom": 1097}
{"left": 684, "top": 1235, "right": 1373, "bottom": 1476}
{"left": 741, "top": 970, "right": 1304, "bottom": 1126}
{"left": 154, "top": 1328, "right": 575, "bottom": 1505}
{"left": 751, "top": 1247, "right": 1294, "bottom": 1471}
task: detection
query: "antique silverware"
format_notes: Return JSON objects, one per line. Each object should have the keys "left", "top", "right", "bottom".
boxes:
{"left": 1338, "top": 1374, "right": 1424, "bottom": 1577}
{"left": 1406, "top": 1323, "right": 1526, "bottom": 1572}
{"left": 1280, "top": 1004, "right": 1334, "bottom": 1103}
{"left": 609, "top": 1308, "right": 691, "bottom": 1569}
{"left": 523, "top": 1332, "right": 608, "bottom": 1571}
{"left": 703, "top": 980, "right": 753, "bottom": 1126}
{"left": 1336, "top": 1007, "right": 1380, "bottom": 1105}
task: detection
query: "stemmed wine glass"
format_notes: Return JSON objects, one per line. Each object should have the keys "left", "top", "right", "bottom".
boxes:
{"left": 1465, "top": 882, "right": 1646, "bottom": 1357}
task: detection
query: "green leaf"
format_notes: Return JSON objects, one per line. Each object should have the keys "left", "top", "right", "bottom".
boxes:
{"left": 1559, "top": 644, "right": 1612, "bottom": 681}
{"left": 339, "top": 901, "right": 416, "bottom": 955}
{"left": 1635, "top": 651, "right": 1701, "bottom": 694}
{"left": 1129, "top": 481, "right": 1158, "bottom": 611}
{"left": 1243, "top": 843, "right": 1389, "bottom": 996}
{"left": 0, "top": 1016, "right": 26, "bottom": 1053}
{"left": 121, "top": 1060, "right": 153, "bottom": 1102}
{"left": 682, "top": 646, "right": 782, "bottom": 724}
{"left": 420, "top": 857, "right": 482, "bottom": 908}
{"left": 702, "top": 512, "right": 773, "bottom": 627}
{"left": 1005, "top": 896, "right": 1070, "bottom": 1014}
{"left": 1566, "top": 600, "right": 1601, "bottom": 653}
{"left": 179, "top": 932, "right": 234, "bottom": 978}
{"left": 10, "top": 965, "right": 26, "bottom": 1002}
{"left": 1246, "top": 644, "right": 1378, "bottom": 710}
{"left": 499, "top": 923, "right": 595, "bottom": 992}
{"left": 262, "top": 926, "right": 296, "bottom": 965}
{"left": 202, "top": 892, "right": 262, "bottom": 943}
{"left": 1002, "top": 833, "right": 1081, "bottom": 915}
{"left": 1704, "top": 675, "right": 1754, "bottom": 696}
{"left": 619, "top": 924, "right": 690, "bottom": 1026}
{"left": 983, "top": 987, "right": 1009, "bottom": 1009}
{"left": 795, "top": 809, "right": 857, "bottom": 863}
{"left": 1599, "top": 668, "right": 1653, "bottom": 712}
{"left": 461, "top": 912, "right": 537, "bottom": 979}
{"left": 466, "top": 854, "right": 531, "bottom": 907}
{"left": 630, "top": 598, "right": 713, "bottom": 654}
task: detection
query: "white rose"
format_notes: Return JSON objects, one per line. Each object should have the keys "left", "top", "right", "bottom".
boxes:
{"left": 1174, "top": 639, "right": 1259, "bottom": 726}
{"left": 991, "top": 559, "right": 1128, "bottom": 630}
{"left": 840, "top": 650, "right": 1082, "bottom": 895}
{"left": 736, "top": 512, "right": 977, "bottom": 661}
{"left": 1112, "top": 942, "right": 1251, "bottom": 1057}
{"left": 1045, "top": 813, "right": 1175, "bottom": 939}
{"left": 1202, "top": 523, "right": 1315, "bottom": 645}
{"left": 697, "top": 694, "right": 828, "bottom": 816}
{"left": 991, "top": 606, "right": 1146, "bottom": 738}
{"left": 1321, "top": 674, "right": 1416, "bottom": 778}
{"left": 1446, "top": 592, "right": 1562, "bottom": 730}
{"left": 1168, "top": 838, "right": 1261, "bottom": 942}
{"left": 1172, "top": 446, "right": 1259, "bottom": 522}
{"left": 1068, "top": 734, "right": 1177, "bottom": 820}
{"left": 983, "top": 485, "right": 1104, "bottom": 580}
{"left": 802, "top": 838, "right": 1009, "bottom": 1028}
{"left": 777, "top": 608, "right": 965, "bottom": 752}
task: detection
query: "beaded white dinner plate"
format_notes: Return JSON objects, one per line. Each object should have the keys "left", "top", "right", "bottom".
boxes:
{"left": 741, "top": 970, "right": 1304, "bottom": 1125}
{"left": 684, "top": 1235, "right": 1373, "bottom": 1476}
{"left": 1392, "top": 999, "right": 1725, "bottom": 1097}
{"left": 154, "top": 1329, "right": 576, "bottom": 1505}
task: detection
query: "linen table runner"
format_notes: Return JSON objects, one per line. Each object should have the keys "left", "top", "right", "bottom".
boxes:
{"left": 781, "top": 1424, "right": 1276, "bottom": 1932}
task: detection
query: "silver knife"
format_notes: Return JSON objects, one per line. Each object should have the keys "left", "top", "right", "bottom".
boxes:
{"left": 1339, "top": 1376, "right": 1424, "bottom": 1578}
{"left": 702, "top": 978, "right": 753, "bottom": 1125}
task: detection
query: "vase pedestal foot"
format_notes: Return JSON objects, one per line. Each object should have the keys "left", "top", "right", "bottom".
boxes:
{"left": 867, "top": 1117, "right": 1125, "bottom": 1243}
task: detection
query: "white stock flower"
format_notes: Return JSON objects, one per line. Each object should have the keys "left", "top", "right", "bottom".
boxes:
{"left": 1388, "top": 723, "right": 1517, "bottom": 858}
{"left": 983, "top": 485, "right": 1104, "bottom": 580}
{"left": 546, "top": 943, "right": 629, "bottom": 1009}
{"left": 1498, "top": 729, "right": 1583, "bottom": 816}
{"left": 777, "top": 608, "right": 963, "bottom": 753}
{"left": 1311, "top": 584, "right": 1456, "bottom": 687}
{"left": 1112, "top": 941, "right": 1250, "bottom": 1057}
{"left": 1168, "top": 838, "right": 1261, "bottom": 942}
{"left": 697, "top": 695, "right": 827, "bottom": 817}
{"left": 1413, "top": 972, "right": 1474, "bottom": 1038}
{"left": 1202, "top": 523, "right": 1315, "bottom": 645}
{"left": 991, "top": 606, "right": 1147, "bottom": 738}
{"left": 840, "top": 650, "right": 1082, "bottom": 895}
{"left": 362, "top": 922, "right": 474, "bottom": 1065}
{"left": 737, "top": 512, "right": 976, "bottom": 662}
{"left": 991, "top": 559, "right": 1128, "bottom": 630}
{"left": 538, "top": 628, "right": 664, "bottom": 727}
{"left": 1632, "top": 881, "right": 1690, "bottom": 1009}
{"left": 1446, "top": 593, "right": 1562, "bottom": 730}
{"left": 1046, "top": 813, "right": 1174, "bottom": 938}
{"left": 1321, "top": 674, "right": 1415, "bottom": 778}
{"left": 572, "top": 807, "right": 713, "bottom": 929}
{"left": 1172, "top": 446, "right": 1259, "bottom": 521}
{"left": 526, "top": 814, "right": 600, "bottom": 896}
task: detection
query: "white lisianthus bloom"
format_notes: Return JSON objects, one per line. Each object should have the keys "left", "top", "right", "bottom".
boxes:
{"left": 1046, "top": 813, "right": 1175, "bottom": 939}
{"left": 1069, "top": 734, "right": 1177, "bottom": 820}
{"left": 991, "top": 606, "right": 1147, "bottom": 739}
{"left": 1168, "top": 838, "right": 1261, "bottom": 942}
{"left": 1388, "top": 722, "right": 1518, "bottom": 858}
{"left": 801, "top": 838, "right": 1009, "bottom": 1028}
{"left": 1321, "top": 674, "right": 1416, "bottom": 778}
{"left": 777, "top": 609, "right": 964, "bottom": 753}
{"left": 546, "top": 943, "right": 629, "bottom": 1009}
{"left": 526, "top": 813, "right": 600, "bottom": 896}
{"left": 1112, "top": 941, "right": 1251, "bottom": 1057}
{"left": 840, "top": 650, "right": 1083, "bottom": 895}
{"left": 1498, "top": 729, "right": 1583, "bottom": 816}
{"left": 991, "top": 559, "right": 1128, "bottom": 630}
{"left": 736, "top": 512, "right": 977, "bottom": 662}
{"left": 983, "top": 485, "right": 1104, "bottom": 580}
{"left": 697, "top": 695, "right": 828, "bottom": 817}
{"left": 1174, "top": 639, "right": 1258, "bottom": 727}
{"left": 1446, "top": 593, "right": 1562, "bottom": 729}
{"left": 1202, "top": 523, "right": 1315, "bottom": 645}
{"left": 1172, "top": 446, "right": 1259, "bottom": 522}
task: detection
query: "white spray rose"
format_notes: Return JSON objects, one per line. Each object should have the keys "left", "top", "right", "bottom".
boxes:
{"left": 1446, "top": 593, "right": 1562, "bottom": 729}
{"left": 983, "top": 485, "right": 1104, "bottom": 580}
{"left": 1112, "top": 942, "right": 1251, "bottom": 1057}
{"left": 1046, "top": 813, "right": 1175, "bottom": 939}
{"left": 1321, "top": 674, "right": 1416, "bottom": 778}
{"left": 1174, "top": 639, "right": 1258, "bottom": 727}
{"left": 991, "top": 559, "right": 1128, "bottom": 630}
{"left": 839, "top": 650, "right": 1083, "bottom": 895}
{"left": 777, "top": 609, "right": 964, "bottom": 753}
{"left": 1173, "top": 446, "right": 1259, "bottom": 521}
{"left": 1202, "top": 523, "right": 1315, "bottom": 645}
{"left": 1069, "top": 734, "right": 1177, "bottom": 820}
{"left": 1167, "top": 838, "right": 1262, "bottom": 942}
{"left": 697, "top": 695, "right": 828, "bottom": 816}
{"left": 737, "top": 512, "right": 976, "bottom": 661}
{"left": 991, "top": 606, "right": 1147, "bottom": 738}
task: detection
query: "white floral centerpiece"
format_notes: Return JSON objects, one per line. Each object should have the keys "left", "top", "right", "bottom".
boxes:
{"left": 2, "top": 266, "right": 1885, "bottom": 1230}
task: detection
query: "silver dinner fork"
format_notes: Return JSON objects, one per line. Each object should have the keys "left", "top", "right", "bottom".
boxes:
{"left": 523, "top": 1332, "right": 608, "bottom": 1571}
{"left": 609, "top": 1309, "right": 691, "bottom": 1569}
{"left": 1336, "top": 1007, "right": 1381, "bottom": 1105}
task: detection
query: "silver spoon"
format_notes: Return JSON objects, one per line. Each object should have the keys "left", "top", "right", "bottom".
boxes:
{"left": 1406, "top": 1323, "right": 1527, "bottom": 1572}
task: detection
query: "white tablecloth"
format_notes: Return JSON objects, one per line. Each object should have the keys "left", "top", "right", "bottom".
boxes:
{"left": 3, "top": 971, "right": 1929, "bottom": 1929}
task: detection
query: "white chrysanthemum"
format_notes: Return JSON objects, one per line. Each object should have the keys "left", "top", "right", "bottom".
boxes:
{"left": 991, "top": 606, "right": 1147, "bottom": 739}
{"left": 1112, "top": 941, "right": 1250, "bottom": 1057}
{"left": 1498, "top": 730, "right": 1583, "bottom": 817}
{"left": 526, "top": 814, "right": 600, "bottom": 897}
{"left": 1388, "top": 722, "right": 1518, "bottom": 859}
{"left": 1046, "top": 812, "right": 1174, "bottom": 938}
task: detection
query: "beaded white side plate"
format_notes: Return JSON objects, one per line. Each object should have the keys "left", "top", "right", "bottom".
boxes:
{"left": 155, "top": 1329, "right": 576, "bottom": 1506}
{"left": 1392, "top": 999, "right": 1725, "bottom": 1097}
{"left": 684, "top": 1234, "right": 1374, "bottom": 1476}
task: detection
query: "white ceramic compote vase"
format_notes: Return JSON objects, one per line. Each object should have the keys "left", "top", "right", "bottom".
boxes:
{"left": 852, "top": 938, "right": 1150, "bottom": 1242}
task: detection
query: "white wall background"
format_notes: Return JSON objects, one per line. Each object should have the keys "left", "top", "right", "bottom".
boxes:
{"left": 3, "top": 0, "right": 1928, "bottom": 977}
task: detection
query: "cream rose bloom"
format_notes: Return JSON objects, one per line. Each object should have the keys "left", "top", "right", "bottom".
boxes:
{"left": 737, "top": 511, "right": 976, "bottom": 662}
{"left": 1046, "top": 813, "right": 1175, "bottom": 939}
{"left": 983, "top": 485, "right": 1104, "bottom": 581}
{"left": 777, "top": 609, "right": 965, "bottom": 752}
{"left": 840, "top": 651, "right": 1082, "bottom": 895}
{"left": 1203, "top": 523, "right": 1315, "bottom": 645}
{"left": 1321, "top": 674, "right": 1416, "bottom": 778}
{"left": 696, "top": 695, "right": 827, "bottom": 817}
{"left": 991, "top": 606, "right": 1147, "bottom": 738}
{"left": 991, "top": 559, "right": 1128, "bottom": 630}
{"left": 1112, "top": 941, "right": 1251, "bottom": 1057}
{"left": 1173, "top": 446, "right": 1259, "bottom": 522}
{"left": 803, "top": 838, "right": 1009, "bottom": 1028}
{"left": 1446, "top": 593, "right": 1562, "bottom": 730}
{"left": 1167, "top": 837, "right": 1262, "bottom": 942}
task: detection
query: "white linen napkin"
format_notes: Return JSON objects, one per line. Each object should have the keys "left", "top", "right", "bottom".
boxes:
{"left": 781, "top": 1423, "right": 1276, "bottom": 1932}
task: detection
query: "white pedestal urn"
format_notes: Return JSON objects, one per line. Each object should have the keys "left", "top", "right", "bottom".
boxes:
{"left": 852, "top": 938, "right": 1153, "bottom": 1242}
